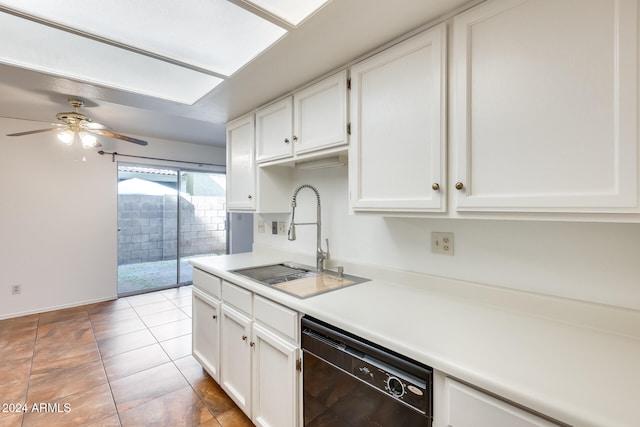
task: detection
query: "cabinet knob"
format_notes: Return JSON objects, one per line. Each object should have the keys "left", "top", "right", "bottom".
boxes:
{"left": 242, "top": 335, "right": 247, "bottom": 341}
{"left": 432, "top": 183, "right": 440, "bottom": 191}
{"left": 250, "top": 342, "right": 255, "bottom": 347}
{"left": 212, "top": 314, "right": 217, "bottom": 320}
{"left": 248, "top": 194, "right": 253, "bottom": 200}
{"left": 284, "top": 138, "right": 290, "bottom": 144}
{"left": 292, "top": 135, "right": 298, "bottom": 142}
{"left": 455, "top": 182, "right": 464, "bottom": 190}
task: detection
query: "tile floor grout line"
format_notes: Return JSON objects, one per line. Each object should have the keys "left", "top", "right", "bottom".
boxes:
{"left": 159, "top": 288, "right": 223, "bottom": 424}
{"left": 20, "top": 313, "right": 40, "bottom": 427}
{"left": 112, "top": 290, "right": 214, "bottom": 426}
{"left": 3, "top": 285, "right": 250, "bottom": 426}
{"left": 113, "top": 293, "right": 181, "bottom": 425}
{"left": 87, "top": 307, "right": 124, "bottom": 427}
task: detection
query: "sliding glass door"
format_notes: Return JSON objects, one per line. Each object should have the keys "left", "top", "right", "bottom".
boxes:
{"left": 177, "top": 171, "right": 227, "bottom": 284}
{"left": 117, "top": 164, "right": 227, "bottom": 295}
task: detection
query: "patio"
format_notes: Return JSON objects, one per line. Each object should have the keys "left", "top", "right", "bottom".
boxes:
{"left": 117, "top": 258, "right": 195, "bottom": 295}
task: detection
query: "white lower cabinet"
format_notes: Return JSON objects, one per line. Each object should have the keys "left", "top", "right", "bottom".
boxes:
{"left": 220, "top": 303, "right": 253, "bottom": 415}
{"left": 194, "top": 277, "right": 301, "bottom": 425}
{"left": 252, "top": 323, "right": 299, "bottom": 427}
{"left": 192, "top": 288, "right": 221, "bottom": 381}
{"left": 445, "top": 378, "right": 561, "bottom": 427}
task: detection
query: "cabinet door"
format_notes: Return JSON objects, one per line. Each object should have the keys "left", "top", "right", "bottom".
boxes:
{"left": 256, "top": 97, "right": 293, "bottom": 162}
{"left": 221, "top": 304, "right": 252, "bottom": 416}
{"left": 252, "top": 323, "right": 299, "bottom": 427}
{"left": 349, "top": 25, "right": 447, "bottom": 212}
{"left": 452, "top": 0, "right": 638, "bottom": 212}
{"left": 227, "top": 114, "right": 256, "bottom": 211}
{"left": 293, "top": 70, "right": 347, "bottom": 155}
{"left": 446, "top": 378, "right": 561, "bottom": 427}
{"left": 192, "top": 288, "right": 221, "bottom": 381}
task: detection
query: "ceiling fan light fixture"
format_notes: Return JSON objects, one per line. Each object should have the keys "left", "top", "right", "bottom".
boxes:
{"left": 57, "top": 129, "right": 75, "bottom": 145}
{"left": 79, "top": 131, "right": 98, "bottom": 148}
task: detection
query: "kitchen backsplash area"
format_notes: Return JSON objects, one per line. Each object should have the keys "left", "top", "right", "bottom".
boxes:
{"left": 255, "top": 165, "right": 640, "bottom": 311}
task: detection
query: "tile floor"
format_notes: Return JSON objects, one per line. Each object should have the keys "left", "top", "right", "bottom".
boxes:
{"left": 0, "top": 286, "right": 254, "bottom": 427}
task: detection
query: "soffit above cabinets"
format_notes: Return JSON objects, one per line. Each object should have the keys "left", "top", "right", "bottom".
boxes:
{"left": 0, "top": 0, "right": 292, "bottom": 104}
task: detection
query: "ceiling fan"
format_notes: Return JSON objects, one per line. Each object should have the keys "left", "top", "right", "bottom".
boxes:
{"left": 6, "top": 98, "right": 148, "bottom": 147}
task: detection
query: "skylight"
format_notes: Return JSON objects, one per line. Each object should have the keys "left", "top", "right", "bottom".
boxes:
{"left": 0, "top": 0, "right": 288, "bottom": 104}
{"left": 241, "top": 0, "right": 332, "bottom": 26}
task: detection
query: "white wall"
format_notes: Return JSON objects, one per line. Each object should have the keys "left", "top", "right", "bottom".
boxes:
{"left": 0, "top": 118, "right": 225, "bottom": 319}
{"left": 4, "top": 112, "right": 638, "bottom": 318}
{"left": 255, "top": 165, "right": 640, "bottom": 311}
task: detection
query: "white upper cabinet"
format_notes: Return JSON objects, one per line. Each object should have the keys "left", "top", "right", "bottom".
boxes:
{"left": 228, "top": 112, "right": 291, "bottom": 213}
{"left": 293, "top": 70, "right": 348, "bottom": 155}
{"left": 349, "top": 25, "right": 447, "bottom": 212}
{"left": 452, "top": 0, "right": 638, "bottom": 213}
{"left": 256, "top": 97, "right": 293, "bottom": 163}
{"left": 227, "top": 114, "right": 256, "bottom": 211}
{"left": 255, "top": 70, "right": 348, "bottom": 165}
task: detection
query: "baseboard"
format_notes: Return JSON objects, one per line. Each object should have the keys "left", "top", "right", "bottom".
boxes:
{"left": 0, "top": 295, "right": 118, "bottom": 321}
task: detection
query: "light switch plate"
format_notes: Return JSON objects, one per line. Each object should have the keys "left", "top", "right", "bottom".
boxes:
{"left": 278, "top": 222, "right": 287, "bottom": 235}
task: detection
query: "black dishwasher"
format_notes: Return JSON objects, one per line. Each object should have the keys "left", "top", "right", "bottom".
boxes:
{"left": 301, "top": 316, "right": 433, "bottom": 427}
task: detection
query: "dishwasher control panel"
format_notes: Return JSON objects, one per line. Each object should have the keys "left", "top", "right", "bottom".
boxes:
{"left": 352, "top": 357, "right": 428, "bottom": 413}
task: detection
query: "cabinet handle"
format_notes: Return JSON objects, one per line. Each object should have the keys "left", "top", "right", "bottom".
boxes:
{"left": 248, "top": 194, "right": 253, "bottom": 200}
{"left": 432, "top": 183, "right": 440, "bottom": 191}
{"left": 212, "top": 314, "right": 217, "bottom": 320}
{"left": 250, "top": 341, "right": 255, "bottom": 347}
{"left": 455, "top": 182, "right": 464, "bottom": 190}
{"left": 292, "top": 135, "right": 298, "bottom": 142}
{"left": 284, "top": 138, "right": 290, "bottom": 144}
{"left": 242, "top": 335, "right": 247, "bottom": 341}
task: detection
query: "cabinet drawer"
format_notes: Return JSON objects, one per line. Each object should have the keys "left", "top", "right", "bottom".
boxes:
{"left": 445, "top": 378, "right": 560, "bottom": 427}
{"left": 254, "top": 295, "right": 298, "bottom": 341}
{"left": 222, "top": 281, "right": 252, "bottom": 314}
{"left": 193, "top": 268, "right": 221, "bottom": 299}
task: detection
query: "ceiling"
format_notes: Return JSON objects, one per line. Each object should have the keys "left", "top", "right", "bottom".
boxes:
{"left": 0, "top": 0, "right": 472, "bottom": 148}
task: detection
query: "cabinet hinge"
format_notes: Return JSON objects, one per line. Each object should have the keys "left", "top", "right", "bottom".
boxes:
{"left": 347, "top": 78, "right": 351, "bottom": 90}
{"left": 296, "top": 358, "right": 302, "bottom": 372}
{"left": 347, "top": 122, "right": 351, "bottom": 135}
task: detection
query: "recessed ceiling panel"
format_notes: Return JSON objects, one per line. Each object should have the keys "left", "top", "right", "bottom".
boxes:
{"left": 0, "top": 13, "right": 223, "bottom": 104}
{"left": 0, "top": 0, "right": 287, "bottom": 76}
{"left": 242, "top": 0, "right": 332, "bottom": 26}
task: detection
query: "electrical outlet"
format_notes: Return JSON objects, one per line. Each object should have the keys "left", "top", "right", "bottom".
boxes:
{"left": 11, "top": 284, "right": 21, "bottom": 295}
{"left": 278, "top": 222, "right": 287, "bottom": 235}
{"left": 431, "top": 232, "right": 454, "bottom": 255}
{"left": 257, "top": 219, "right": 265, "bottom": 233}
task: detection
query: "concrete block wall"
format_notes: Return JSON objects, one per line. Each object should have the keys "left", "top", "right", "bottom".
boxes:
{"left": 117, "top": 194, "right": 226, "bottom": 265}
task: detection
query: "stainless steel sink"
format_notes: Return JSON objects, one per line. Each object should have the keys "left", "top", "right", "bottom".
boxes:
{"left": 231, "top": 262, "right": 317, "bottom": 285}
{"left": 231, "top": 262, "right": 370, "bottom": 298}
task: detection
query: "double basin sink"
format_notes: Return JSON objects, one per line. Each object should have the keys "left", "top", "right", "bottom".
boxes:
{"left": 231, "top": 262, "right": 369, "bottom": 298}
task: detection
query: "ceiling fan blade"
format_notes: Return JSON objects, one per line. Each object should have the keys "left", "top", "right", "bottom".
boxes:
{"left": 90, "top": 129, "right": 148, "bottom": 146}
{"left": 82, "top": 121, "right": 110, "bottom": 130}
{"left": 7, "top": 127, "right": 67, "bottom": 137}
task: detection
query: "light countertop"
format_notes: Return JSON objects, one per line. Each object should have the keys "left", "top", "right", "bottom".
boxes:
{"left": 190, "top": 250, "right": 640, "bottom": 427}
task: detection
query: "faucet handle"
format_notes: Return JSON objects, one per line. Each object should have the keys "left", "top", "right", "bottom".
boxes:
{"left": 324, "top": 238, "right": 330, "bottom": 260}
